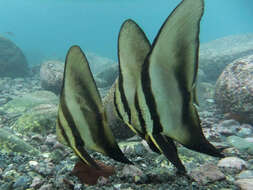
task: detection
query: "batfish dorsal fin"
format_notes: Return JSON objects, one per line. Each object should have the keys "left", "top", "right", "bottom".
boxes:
{"left": 148, "top": 0, "right": 202, "bottom": 90}
{"left": 114, "top": 19, "right": 151, "bottom": 135}
{"left": 141, "top": 0, "right": 223, "bottom": 157}
{"left": 56, "top": 46, "right": 131, "bottom": 168}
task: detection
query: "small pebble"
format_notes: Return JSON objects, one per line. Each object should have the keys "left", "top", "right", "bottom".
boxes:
{"left": 121, "top": 165, "right": 143, "bottom": 177}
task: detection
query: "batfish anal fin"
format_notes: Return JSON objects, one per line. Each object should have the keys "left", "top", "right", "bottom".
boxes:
{"left": 150, "top": 133, "right": 186, "bottom": 173}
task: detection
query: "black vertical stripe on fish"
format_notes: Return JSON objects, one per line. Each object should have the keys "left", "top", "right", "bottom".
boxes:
{"left": 134, "top": 92, "right": 146, "bottom": 138}
{"left": 134, "top": 93, "right": 161, "bottom": 153}
{"left": 113, "top": 88, "right": 124, "bottom": 121}
{"left": 57, "top": 115, "right": 71, "bottom": 147}
{"left": 141, "top": 57, "right": 163, "bottom": 135}
{"left": 117, "top": 63, "right": 131, "bottom": 124}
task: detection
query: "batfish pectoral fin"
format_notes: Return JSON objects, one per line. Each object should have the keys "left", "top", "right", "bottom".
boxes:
{"left": 57, "top": 45, "right": 131, "bottom": 167}
{"left": 149, "top": 133, "right": 186, "bottom": 173}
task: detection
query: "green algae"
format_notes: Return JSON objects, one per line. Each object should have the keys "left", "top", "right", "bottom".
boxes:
{"left": 11, "top": 104, "right": 57, "bottom": 136}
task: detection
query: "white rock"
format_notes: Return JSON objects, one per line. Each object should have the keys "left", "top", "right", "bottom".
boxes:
{"left": 218, "top": 157, "right": 248, "bottom": 171}
{"left": 29, "top": 160, "right": 39, "bottom": 167}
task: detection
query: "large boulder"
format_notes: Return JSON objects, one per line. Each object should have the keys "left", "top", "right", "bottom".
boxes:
{"left": 199, "top": 33, "right": 253, "bottom": 83}
{"left": 0, "top": 35, "right": 29, "bottom": 77}
{"left": 40, "top": 60, "right": 64, "bottom": 94}
{"left": 214, "top": 55, "right": 253, "bottom": 124}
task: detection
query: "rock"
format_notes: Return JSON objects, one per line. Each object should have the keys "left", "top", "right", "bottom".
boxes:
{"left": 199, "top": 33, "right": 253, "bottom": 82}
{"left": 227, "top": 135, "right": 253, "bottom": 154}
{"left": 245, "top": 137, "right": 253, "bottom": 143}
{"left": 13, "top": 175, "right": 31, "bottom": 189}
{"left": 38, "top": 184, "right": 53, "bottom": 190}
{"left": 121, "top": 165, "right": 143, "bottom": 177}
{"left": 217, "top": 119, "right": 240, "bottom": 128}
{"left": 218, "top": 157, "right": 248, "bottom": 171}
{"left": 216, "top": 120, "right": 240, "bottom": 137}
{"left": 190, "top": 163, "right": 225, "bottom": 185}
{"left": 236, "top": 170, "right": 253, "bottom": 179}
{"left": 0, "top": 90, "right": 58, "bottom": 115}
{"left": 237, "top": 125, "right": 253, "bottom": 138}
{"left": 45, "top": 134, "right": 57, "bottom": 146}
{"left": 0, "top": 35, "right": 29, "bottom": 77}
{"left": 214, "top": 55, "right": 253, "bottom": 124}
{"left": 95, "top": 64, "right": 118, "bottom": 88}
{"left": 30, "top": 177, "right": 43, "bottom": 188}
{"left": 86, "top": 52, "right": 116, "bottom": 74}
{"left": 0, "top": 128, "right": 40, "bottom": 155}
{"left": 40, "top": 60, "right": 64, "bottom": 94}
{"left": 103, "top": 81, "right": 134, "bottom": 139}
{"left": 234, "top": 178, "right": 253, "bottom": 190}
{"left": 11, "top": 104, "right": 57, "bottom": 136}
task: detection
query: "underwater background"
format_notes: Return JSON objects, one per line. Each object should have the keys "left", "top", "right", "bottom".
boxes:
{"left": 1, "top": 0, "right": 253, "bottom": 65}
{"left": 1, "top": 0, "right": 253, "bottom": 189}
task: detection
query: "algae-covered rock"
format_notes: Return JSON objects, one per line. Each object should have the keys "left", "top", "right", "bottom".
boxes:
{"left": 177, "top": 146, "right": 218, "bottom": 169}
{"left": 11, "top": 104, "right": 57, "bottom": 136}
{"left": 0, "top": 128, "right": 39, "bottom": 155}
{"left": 0, "top": 90, "right": 58, "bottom": 115}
